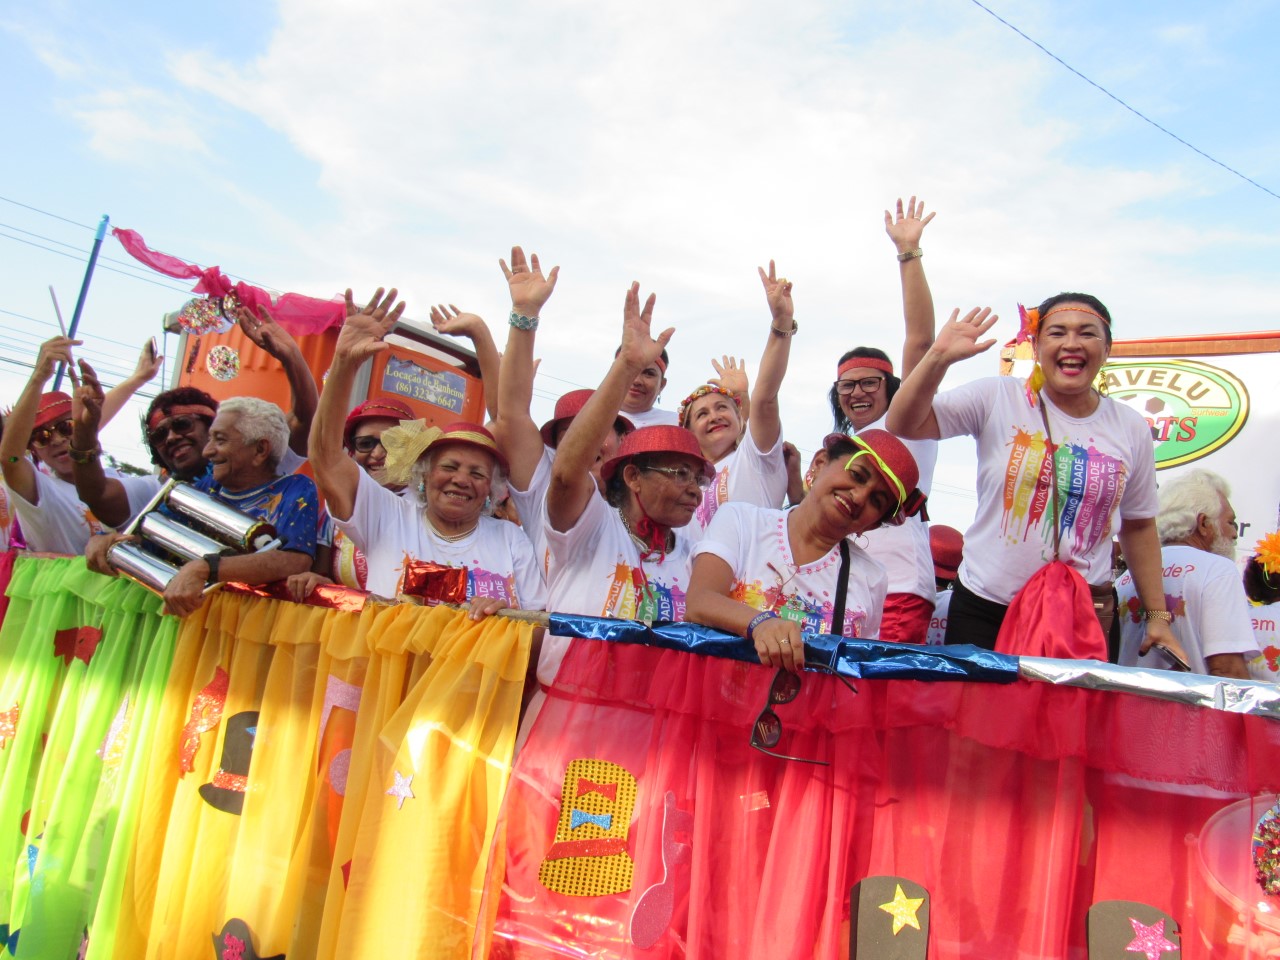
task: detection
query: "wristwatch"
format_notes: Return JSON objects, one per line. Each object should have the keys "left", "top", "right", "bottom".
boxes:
{"left": 203, "top": 552, "right": 222, "bottom": 584}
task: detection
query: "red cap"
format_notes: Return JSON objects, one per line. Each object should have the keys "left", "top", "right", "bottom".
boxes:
{"left": 929, "top": 524, "right": 964, "bottom": 580}
{"left": 539, "top": 389, "right": 635, "bottom": 447}
{"left": 426, "top": 421, "right": 509, "bottom": 473}
{"left": 600, "top": 425, "right": 713, "bottom": 485}
{"left": 33, "top": 392, "right": 73, "bottom": 430}
{"left": 343, "top": 397, "right": 414, "bottom": 450}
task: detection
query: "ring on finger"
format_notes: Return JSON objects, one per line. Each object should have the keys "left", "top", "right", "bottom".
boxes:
{"left": 779, "top": 638, "right": 791, "bottom": 646}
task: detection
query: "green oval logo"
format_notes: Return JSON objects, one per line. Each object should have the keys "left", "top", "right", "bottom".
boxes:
{"left": 1100, "top": 359, "right": 1250, "bottom": 469}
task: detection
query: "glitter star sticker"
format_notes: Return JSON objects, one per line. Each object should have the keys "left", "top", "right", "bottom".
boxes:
{"left": 878, "top": 883, "right": 924, "bottom": 936}
{"left": 1125, "top": 917, "right": 1178, "bottom": 960}
{"left": 386, "top": 770, "right": 414, "bottom": 810}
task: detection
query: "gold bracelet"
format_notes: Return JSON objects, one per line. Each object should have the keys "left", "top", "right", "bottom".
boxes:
{"left": 896, "top": 248, "right": 924, "bottom": 262}
{"left": 1143, "top": 609, "right": 1172, "bottom": 622}
{"left": 68, "top": 445, "right": 101, "bottom": 464}
{"left": 770, "top": 320, "right": 799, "bottom": 338}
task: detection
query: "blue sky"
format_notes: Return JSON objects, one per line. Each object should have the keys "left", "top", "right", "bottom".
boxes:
{"left": 3, "top": 0, "right": 1278, "bottom": 528}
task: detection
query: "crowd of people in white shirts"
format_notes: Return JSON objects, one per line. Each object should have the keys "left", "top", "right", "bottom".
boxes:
{"left": 2, "top": 196, "right": 1276, "bottom": 698}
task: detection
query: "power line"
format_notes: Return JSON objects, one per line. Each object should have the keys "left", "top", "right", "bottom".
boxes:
{"left": 0, "top": 218, "right": 197, "bottom": 286}
{"left": 0, "top": 230, "right": 195, "bottom": 294}
{"left": 0, "top": 193, "right": 279, "bottom": 290}
{"left": 968, "top": 0, "right": 1280, "bottom": 202}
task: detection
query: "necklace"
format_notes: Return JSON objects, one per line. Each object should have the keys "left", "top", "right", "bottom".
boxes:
{"left": 618, "top": 508, "right": 673, "bottom": 558}
{"left": 425, "top": 514, "right": 478, "bottom": 543}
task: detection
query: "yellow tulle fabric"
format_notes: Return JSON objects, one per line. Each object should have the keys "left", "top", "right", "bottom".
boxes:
{"left": 78, "top": 587, "right": 533, "bottom": 959}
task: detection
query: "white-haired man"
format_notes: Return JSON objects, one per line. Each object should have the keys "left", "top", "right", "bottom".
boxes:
{"left": 88, "top": 397, "right": 318, "bottom": 617}
{"left": 1116, "top": 469, "right": 1257, "bottom": 678}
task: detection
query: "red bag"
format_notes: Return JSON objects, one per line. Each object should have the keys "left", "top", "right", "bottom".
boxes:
{"left": 994, "top": 559, "right": 1107, "bottom": 660}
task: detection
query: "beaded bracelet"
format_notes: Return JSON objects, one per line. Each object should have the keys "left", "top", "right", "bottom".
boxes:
{"left": 509, "top": 311, "right": 539, "bottom": 331}
{"left": 746, "top": 610, "right": 780, "bottom": 641}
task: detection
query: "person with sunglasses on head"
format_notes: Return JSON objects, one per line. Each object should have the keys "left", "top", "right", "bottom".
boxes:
{"left": 491, "top": 246, "right": 634, "bottom": 574}
{"left": 686, "top": 430, "right": 926, "bottom": 674}
{"left": 286, "top": 396, "right": 414, "bottom": 598}
{"left": 529, "top": 282, "right": 712, "bottom": 708}
{"left": 676, "top": 260, "right": 795, "bottom": 531}
{"left": 813, "top": 198, "right": 941, "bottom": 645}
{"left": 886, "top": 292, "right": 1183, "bottom": 664}
{"left": 309, "top": 288, "right": 546, "bottom": 618}
{"left": 70, "top": 302, "right": 319, "bottom": 529}
{"left": 0, "top": 336, "right": 161, "bottom": 554}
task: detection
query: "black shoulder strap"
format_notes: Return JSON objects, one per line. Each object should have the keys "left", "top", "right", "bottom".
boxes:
{"left": 832, "top": 538, "right": 852, "bottom": 636}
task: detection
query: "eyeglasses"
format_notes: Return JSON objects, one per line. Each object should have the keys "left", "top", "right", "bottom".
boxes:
{"left": 751, "top": 663, "right": 857, "bottom": 765}
{"left": 148, "top": 414, "right": 202, "bottom": 447}
{"left": 30, "top": 419, "right": 74, "bottom": 446}
{"left": 350, "top": 435, "right": 385, "bottom": 454}
{"left": 641, "top": 464, "right": 711, "bottom": 491}
{"left": 833, "top": 377, "right": 886, "bottom": 396}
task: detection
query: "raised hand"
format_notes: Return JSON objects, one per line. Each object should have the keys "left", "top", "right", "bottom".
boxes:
{"left": 334, "top": 288, "right": 405, "bottom": 367}
{"left": 131, "top": 339, "right": 163, "bottom": 383}
{"left": 500, "top": 246, "right": 559, "bottom": 318}
{"left": 884, "top": 196, "right": 936, "bottom": 254}
{"left": 929, "top": 307, "right": 999, "bottom": 365}
{"left": 430, "top": 304, "right": 488, "bottom": 341}
{"left": 619, "top": 282, "right": 672, "bottom": 371}
{"left": 34, "top": 336, "right": 81, "bottom": 385}
{"left": 757, "top": 260, "right": 794, "bottom": 326}
{"left": 237, "top": 303, "right": 301, "bottom": 361}
{"left": 73, "top": 359, "right": 106, "bottom": 434}
{"left": 709, "top": 355, "right": 749, "bottom": 397}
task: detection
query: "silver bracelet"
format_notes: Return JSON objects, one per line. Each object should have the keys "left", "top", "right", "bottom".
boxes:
{"left": 509, "top": 311, "right": 539, "bottom": 331}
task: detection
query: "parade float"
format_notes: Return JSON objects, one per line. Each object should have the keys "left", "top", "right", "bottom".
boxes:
{"left": 1, "top": 230, "right": 1277, "bottom": 958}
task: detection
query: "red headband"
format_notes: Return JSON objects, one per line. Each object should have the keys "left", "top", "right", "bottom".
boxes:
{"left": 148, "top": 404, "right": 217, "bottom": 431}
{"left": 838, "top": 357, "right": 894, "bottom": 379}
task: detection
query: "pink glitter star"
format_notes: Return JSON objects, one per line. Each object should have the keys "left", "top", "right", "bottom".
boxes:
{"left": 1126, "top": 917, "right": 1177, "bottom": 960}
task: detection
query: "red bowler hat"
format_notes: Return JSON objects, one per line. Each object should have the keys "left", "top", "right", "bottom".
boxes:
{"left": 342, "top": 397, "right": 414, "bottom": 450}
{"left": 426, "top": 421, "right": 509, "bottom": 473}
{"left": 600, "top": 425, "right": 713, "bottom": 485}
{"left": 539, "top": 389, "right": 635, "bottom": 447}
{"left": 33, "top": 391, "right": 73, "bottom": 430}
{"left": 823, "top": 429, "right": 927, "bottom": 527}
{"left": 929, "top": 524, "right": 964, "bottom": 580}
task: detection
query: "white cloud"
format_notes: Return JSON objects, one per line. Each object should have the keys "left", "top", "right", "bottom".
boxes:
{"left": 67, "top": 86, "right": 214, "bottom": 162}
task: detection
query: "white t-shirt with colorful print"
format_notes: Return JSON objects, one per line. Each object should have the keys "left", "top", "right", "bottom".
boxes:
{"left": 1115, "top": 544, "right": 1259, "bottom": 674}
{"left": 1247, "top": 600, "right": 1280, "bottom": 682}
{"left": 333, "top": 467, "right": 547, "bottom": 608}
{"left": 932, "top": 376, "right": 1158, "bottom": 605}
{"left": 694, "top": 430, "right": 788, "bottom": 531}
{"left": 538, "top": 489, "right": 698, "bottom": 686}
{"left": 692, "top": 502, "right": 886, "bottom": 640}
{"left": 5, "top": 468, "right": 117, "bottom": 555}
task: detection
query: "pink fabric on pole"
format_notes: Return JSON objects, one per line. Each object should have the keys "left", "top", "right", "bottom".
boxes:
{"left": 112, "top": 227, "right": 345, "bottom": 335}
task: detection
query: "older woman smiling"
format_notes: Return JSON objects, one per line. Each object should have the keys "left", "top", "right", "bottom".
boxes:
{"left": 309, "top": 289, "right": 545, "bottom": 617}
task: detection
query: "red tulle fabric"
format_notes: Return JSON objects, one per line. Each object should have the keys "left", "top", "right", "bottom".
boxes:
{"left": 477, "top": 640, "right": 1280, "bottom": 960}
{"left": 995, "top": 559, "right": 1108, "bottom": 660}
{"left": 112, "top": 227, "right": 345, "bottom": 336}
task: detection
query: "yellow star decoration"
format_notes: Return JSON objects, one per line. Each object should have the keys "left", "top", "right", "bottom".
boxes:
{"left": 878, "top": 883, "right": 924, "bottom": 936}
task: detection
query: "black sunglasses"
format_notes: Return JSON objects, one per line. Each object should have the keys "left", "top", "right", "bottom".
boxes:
{"left": 30, "top": 420, "right": 74, "bottom": 446}
{"left": 750, "top": 663, "right": 858, "bottom": 765}
{"left": 148, "top": 414, "right": 203, "bottom": 448}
